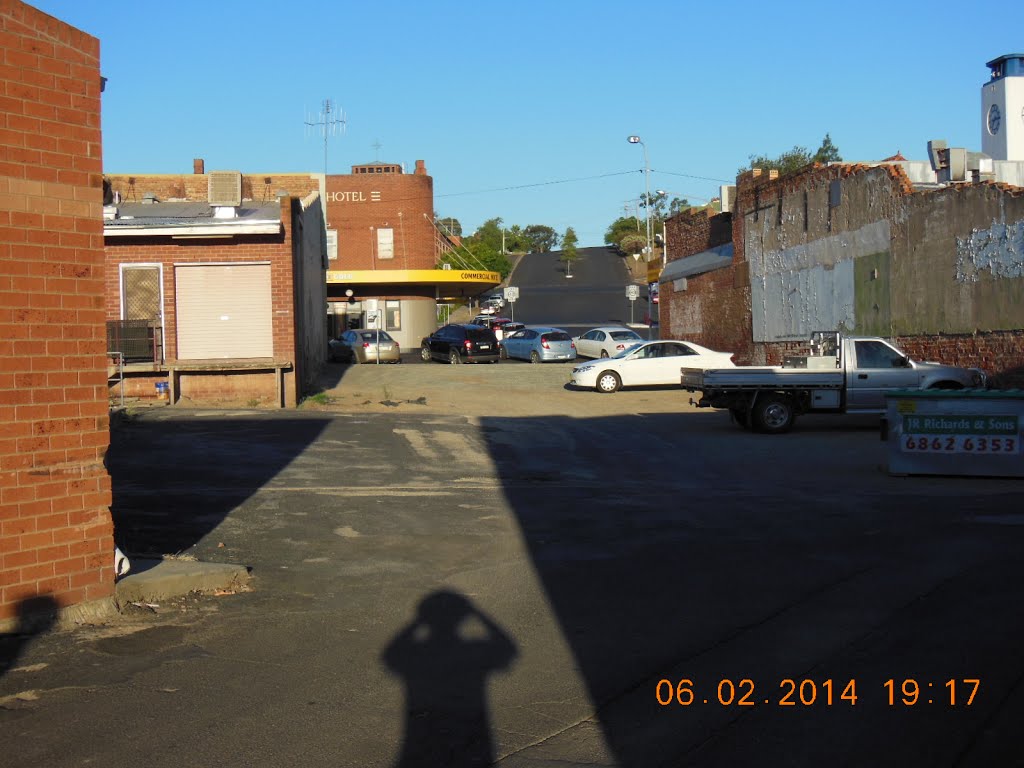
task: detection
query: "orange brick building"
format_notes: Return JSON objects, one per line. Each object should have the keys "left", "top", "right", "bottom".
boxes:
{"left": 1, "top": 0, "right": 114, "bottom": 624}
{"left": 107, "top": 160, "right": 499, "bottom": 352}
{"left": 103, "top": 189, "right": 328, "bottom": 407}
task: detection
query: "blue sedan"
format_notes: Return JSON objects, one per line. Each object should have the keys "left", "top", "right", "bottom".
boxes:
{"left": 500, "top": 326, "right": 577, "bottom": 363}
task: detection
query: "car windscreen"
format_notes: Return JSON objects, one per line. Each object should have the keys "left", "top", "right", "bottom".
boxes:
{"left": 466, "top": 328, "right": 496, "bottom": 341}
{"left": 542, "top": 332, "right": 571, "bottom": 342}
{"left": 610, "top": 331, "right": 641, "bottom": 341}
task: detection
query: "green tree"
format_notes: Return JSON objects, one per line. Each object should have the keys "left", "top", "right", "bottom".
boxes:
{"left": 605, "top": 216, "right": 642, "bottom": 249}
{"left": 523, "top": 224, "right": 560, "bottom": 253}
{"left": 504, "top": 224, "right": 530, "bottom": 253}
{"left": 561, "top": 227, "right": 579, "bottom": 277}
{"left": 739, "top": 134, "right": 842, "bottom": 176}
{"left": 667, "top": 196, "right": 691, "bottom": 217}
{"left": 470, "top": 217, "right": 505, "bottom": 252}
{"left": 813, "top": 133, "right": 842, "bottom": 164}
{"left": 435, "top": 216, "right": 462, "bottom": 238}
{"left": 619, "top": 233, "right": 646, "bottom": 256}
{"left": 439, "top": 239, "right": 511, "bottom": 278}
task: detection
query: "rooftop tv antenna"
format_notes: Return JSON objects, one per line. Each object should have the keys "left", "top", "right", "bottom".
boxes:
{"left": 304, "top": 99, "right": 346, "bottom": 175}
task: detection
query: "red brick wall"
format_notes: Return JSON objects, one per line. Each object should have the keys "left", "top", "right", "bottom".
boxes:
{"left": 325, "top": 165, "right": 435, "bottom": 270}
{"left": 895, "top": 331, "right": 1024, "bottom": 389}
{"left": 106, "top": 166, "right": 438, "bottom": 274}
{"left": 662, "top": 207, "right": 753, "bottom": 363}
{"left": 104, "top": 172, "right": 321, "bottom": 206}
{"left": 1, "top": 1, "right": 113, "bottom": 622}
{"left": 104, "top": 196, "right": 303, "bottom": 405}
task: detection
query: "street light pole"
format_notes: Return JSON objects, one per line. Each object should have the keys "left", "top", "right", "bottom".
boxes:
{"left": 628, "top": 135, "right": 653, "bottom": 339}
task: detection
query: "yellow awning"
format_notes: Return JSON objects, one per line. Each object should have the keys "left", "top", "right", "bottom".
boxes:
{"left": 328, "top": 268, "right": 499, "bottom": 284}
{"left": 326, "top": 269, "right": 501, "bottom": 296}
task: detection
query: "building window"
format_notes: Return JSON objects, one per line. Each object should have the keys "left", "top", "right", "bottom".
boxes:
{"left": 386, "top": 300, "right": 401, "bottom": 330}
{"left": 377, "top": 227, "right": 394, "bottom": 259}
{"left": 326, "top": 229, "right": 338, "bottom": 260}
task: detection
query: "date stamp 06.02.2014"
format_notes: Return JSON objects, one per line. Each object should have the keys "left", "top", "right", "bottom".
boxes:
{"left": 655, "top": 678, "right": 980, "bottom": 708}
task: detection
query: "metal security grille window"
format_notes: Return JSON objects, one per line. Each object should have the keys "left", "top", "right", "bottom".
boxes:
{"left": 123, "top": 266, "right": 160, "bottom": 320}
{"left": 114, "top": 266, "right": 162, "bottom": 361}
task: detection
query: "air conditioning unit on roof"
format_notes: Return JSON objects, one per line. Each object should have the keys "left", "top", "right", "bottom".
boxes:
{"left": 208, "top": 171, "right": 242, "bottom": 206}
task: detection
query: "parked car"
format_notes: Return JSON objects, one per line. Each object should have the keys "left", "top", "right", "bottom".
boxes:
{"left": 420, "top": 324, "right": 500, "bottom": 364}
{"left": 500, "top": 326, "right": 577, "bottom": 363}
{"left": 329, "top": 329, "right": 401, "bottom": 364}
{"left": 473, "top": 314, "right": 507, "bottom": 328}
{"left": 496, "top": 321, "right": 525, "bottom": 343}
{"left": 572, "top": 326, "right": 644, "bottom": 358}
{"left": 570, "top": 339, "right": 735, "bottom": 393}
{"left": 473, "top": 316, "right": 522, "bottom": 343}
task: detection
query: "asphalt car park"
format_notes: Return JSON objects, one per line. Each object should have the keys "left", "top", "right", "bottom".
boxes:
{"left": 9, "top": 365, "right": 1023, "bottom": 768}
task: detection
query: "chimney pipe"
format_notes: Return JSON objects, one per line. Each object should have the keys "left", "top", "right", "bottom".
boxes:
{"left": 194, "top": 158, "right": 205, "bottom": 174}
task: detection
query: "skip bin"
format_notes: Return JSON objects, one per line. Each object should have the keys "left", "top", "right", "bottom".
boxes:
{"left": 885, "top": 389, "right": 1024, "bottom": 477}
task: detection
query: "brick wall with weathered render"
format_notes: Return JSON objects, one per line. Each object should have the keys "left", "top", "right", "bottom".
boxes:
{"left": 732, "top": 164, "right": 1024, "bottom": 380}
{"left": 1, "top": 0, "right": 113, "bottom": 622}
{"left": 661, "top": 206, "right": 753, "bottom": 363}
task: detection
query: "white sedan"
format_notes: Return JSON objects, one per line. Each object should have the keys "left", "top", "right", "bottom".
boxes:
{"left": 572, "top": 326, "right": 644, "bottom": 358}
{"left": 570, "top": 340, "right": 735, "bottom": 393}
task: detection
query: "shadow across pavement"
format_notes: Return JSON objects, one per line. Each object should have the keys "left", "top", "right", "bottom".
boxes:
{"left": 478, "top": 411, "right": 1024, "bottom": 766}
{"left": 107, "top": 411, "right": 333, "bottom": 558}
{"left": 1, "top": 595, "right": 58, "bottom": 678}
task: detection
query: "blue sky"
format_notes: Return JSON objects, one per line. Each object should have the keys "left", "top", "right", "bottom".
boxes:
{"left": 31, "top": 0, "right": 1024, "bottom": 246}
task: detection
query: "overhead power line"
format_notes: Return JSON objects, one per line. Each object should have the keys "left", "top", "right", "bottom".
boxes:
{"left": 435, "top": 170, "right": 636, "bottom": 199}
{"left": 652, "top": 169, "right": 732, "bottom": 184}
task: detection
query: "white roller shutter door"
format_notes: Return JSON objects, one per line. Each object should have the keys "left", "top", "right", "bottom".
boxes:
{"left": 175, "top": 264, "right": 273, "bottom": 359}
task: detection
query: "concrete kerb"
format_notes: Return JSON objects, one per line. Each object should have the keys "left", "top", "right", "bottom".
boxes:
{"left": 113, "top": 559, "right": 252, "bottom": 607}
{"left": 0, "top": 560, "right": 252, "bottom": 633}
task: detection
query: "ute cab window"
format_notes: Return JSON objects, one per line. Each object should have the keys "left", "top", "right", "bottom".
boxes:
{"left": 854, "top": 340, "right": 905, "bottom": 369}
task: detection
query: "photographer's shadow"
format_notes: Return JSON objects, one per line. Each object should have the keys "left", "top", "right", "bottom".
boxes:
{"left": 1, "top": 595, "right": 58, "bottom": 678}
{"left": 383, "top": 590, "right": 517, "bottom": 767}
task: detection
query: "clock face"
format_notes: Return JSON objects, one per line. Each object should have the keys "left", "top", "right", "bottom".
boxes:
{"left": 988, "top": 104, "right": 1001, "bottom": 135}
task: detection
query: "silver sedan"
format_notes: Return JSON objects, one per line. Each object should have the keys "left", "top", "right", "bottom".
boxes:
{"left": 572, "top": 326, "right": 644, "bottom": 358}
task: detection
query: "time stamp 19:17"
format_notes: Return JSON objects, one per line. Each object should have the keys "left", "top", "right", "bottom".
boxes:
{"left": 655, "top": 678, "right": 980, "bottom": 708}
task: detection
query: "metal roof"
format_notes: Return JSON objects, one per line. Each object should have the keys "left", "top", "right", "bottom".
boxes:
{"left": 659, "top": 243, "right": 734, "bottom": 284}
{"left": 105, "top": 202, "right": 282, "bottom": 237}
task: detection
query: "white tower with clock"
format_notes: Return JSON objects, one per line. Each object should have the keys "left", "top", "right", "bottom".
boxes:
{"left": 982, "top": 54, "right": 1024, "bottom": 162}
